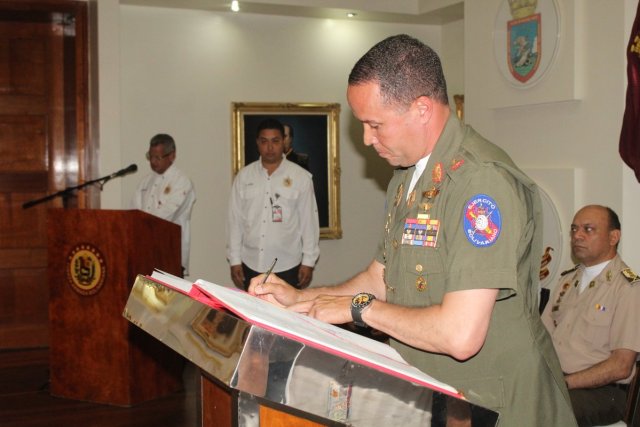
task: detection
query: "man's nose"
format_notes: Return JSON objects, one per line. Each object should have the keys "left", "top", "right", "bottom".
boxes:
{"left": 363, "top": 126, "right": 376, "bottom": 146}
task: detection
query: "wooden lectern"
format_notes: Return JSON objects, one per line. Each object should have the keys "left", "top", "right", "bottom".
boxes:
{"left": 47, "top": 209, "right": 184, "bottom": 406}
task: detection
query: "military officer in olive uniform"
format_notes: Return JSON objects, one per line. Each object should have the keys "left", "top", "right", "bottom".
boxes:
{"left": 542, "top": 205, "right": 640, "bottom": 426}
{"left": 250, "top": 35, "right": 577, "bottom": 426}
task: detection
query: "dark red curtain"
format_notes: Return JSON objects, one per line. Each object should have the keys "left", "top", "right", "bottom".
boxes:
{"left": 620, "top": 1, "right": 640, "bottom": 183}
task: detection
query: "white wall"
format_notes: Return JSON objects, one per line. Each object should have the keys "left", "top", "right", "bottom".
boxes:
{"left": 115, "top": 6, "right": 446, "bottom": 285}
{"left": 97, "top": 0, "right": 640, "bottom": 288}
{"left": 465, "top": 0, "right": 640, "bottom": 281}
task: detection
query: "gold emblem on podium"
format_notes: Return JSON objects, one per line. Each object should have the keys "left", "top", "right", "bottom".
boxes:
{"left": 67, "top": 243, "right": 106, "bottom": 296}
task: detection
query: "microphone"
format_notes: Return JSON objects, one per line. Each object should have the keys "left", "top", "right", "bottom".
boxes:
{"left": 109, "top": 164, "right": 138, "bottom": 179}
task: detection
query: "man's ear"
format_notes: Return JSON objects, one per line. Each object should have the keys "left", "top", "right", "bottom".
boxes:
{"left": 414, "top": 95, "right": 433, "bottom": 123}
{"left": 609, "top": 228, "right": 621, "bottom": 247}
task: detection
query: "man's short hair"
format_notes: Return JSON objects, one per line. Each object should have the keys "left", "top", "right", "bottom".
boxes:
{"left": 256, "top": 118, "right": 285, "bottom": 138}
{"left": 605, "top": 206, "right": 621, "bottom": 231}
{"left": 149, "top": 133, "right": 176, "bottom": 154}
{"left": 348, "top": 34, "right": 449, "bottom": 110}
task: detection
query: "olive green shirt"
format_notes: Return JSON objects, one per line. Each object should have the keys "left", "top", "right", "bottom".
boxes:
{"left": 375, "top": 115, "right": 577, "bottom": 426}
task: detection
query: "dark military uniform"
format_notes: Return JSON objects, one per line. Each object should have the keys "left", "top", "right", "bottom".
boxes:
{"left": 375, "top": 115, "right": 577, "bottom": 426}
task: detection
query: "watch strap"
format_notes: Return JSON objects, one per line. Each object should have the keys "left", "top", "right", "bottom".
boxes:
{"left": 351, "top": 292, "right": 375, "bottom": 327}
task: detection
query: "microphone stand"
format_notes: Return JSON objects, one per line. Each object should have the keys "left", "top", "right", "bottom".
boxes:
{"left": 23, "top": 173, "right": 119, "bottom": 210}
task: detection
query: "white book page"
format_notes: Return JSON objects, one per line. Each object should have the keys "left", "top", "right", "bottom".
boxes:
{"left": 193, "top": 278, "right": 458, "bottom": 395}
{"left": 150, "top": 269, "right": 193, "bottom": 294}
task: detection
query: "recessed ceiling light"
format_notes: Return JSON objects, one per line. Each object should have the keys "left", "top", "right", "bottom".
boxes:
{"left": 346, "top": 12, "right": 357, "bottom": 18}
{"left": 231, "top": 0, "right": 240, "bottom": 12}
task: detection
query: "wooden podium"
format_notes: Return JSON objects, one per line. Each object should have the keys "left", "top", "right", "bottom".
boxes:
{"left": 47, "top": 209, "right": 184, "bottom": 406}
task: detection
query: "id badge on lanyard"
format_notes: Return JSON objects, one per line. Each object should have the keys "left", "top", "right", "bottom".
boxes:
{"left": 270, "top": 196, "right": 282, "bottom": 222}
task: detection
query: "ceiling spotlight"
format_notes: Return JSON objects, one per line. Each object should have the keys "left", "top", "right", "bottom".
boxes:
{"left": 346, "top": 12, "right": 357, "bottom": 18}
{"left": 231, "top": 0, "right": 240, "bottom": 12}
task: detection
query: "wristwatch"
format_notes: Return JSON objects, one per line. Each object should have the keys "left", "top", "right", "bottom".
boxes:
{"left": 351, "top": 292, "right": 376, "bottom": 327}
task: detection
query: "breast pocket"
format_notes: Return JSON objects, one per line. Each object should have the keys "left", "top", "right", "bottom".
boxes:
{"left": 239, "top": 187, "right": 262, "bottom": 221}
{"left": 576, "top": 306, "right": 613, "bottom": 351}
{"left": 395, "top": 246, "right": 445, "bottom": 307}
{"left": 274, "top": 187, "right": 300, "bottom": 222}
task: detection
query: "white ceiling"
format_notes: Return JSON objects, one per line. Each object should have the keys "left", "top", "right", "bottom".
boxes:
{"left": 120, "top": 0, "right": 464, "bottom": 24}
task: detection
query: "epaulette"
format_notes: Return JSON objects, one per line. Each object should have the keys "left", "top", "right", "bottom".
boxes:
{"left": 560, "top": 265, "right": 579, "bottom": 276}
{"left": 622, "top": 268, "right": 640, "bottom": 284}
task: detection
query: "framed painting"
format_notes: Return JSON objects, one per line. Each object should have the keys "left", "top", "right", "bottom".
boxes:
{"left": 231, "top": 102, "right": 341, "bottom": 239}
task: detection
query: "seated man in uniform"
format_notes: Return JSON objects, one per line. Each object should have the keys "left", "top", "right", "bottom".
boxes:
{"left": 542, "top": 205, "right": 640, "bottom": 426}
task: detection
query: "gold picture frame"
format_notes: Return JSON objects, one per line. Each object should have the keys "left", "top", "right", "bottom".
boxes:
{"left": 232, "top": 102, "right": 342, "bottom": 239}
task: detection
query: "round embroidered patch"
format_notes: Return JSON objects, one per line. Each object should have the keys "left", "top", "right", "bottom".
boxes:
{"left": 463, "top": 194, "right": 502, "bottom": 247}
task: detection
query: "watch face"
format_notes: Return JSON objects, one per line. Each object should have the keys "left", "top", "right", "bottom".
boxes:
{"left": 353, "top": 293, "right": 371, "bottom": 306}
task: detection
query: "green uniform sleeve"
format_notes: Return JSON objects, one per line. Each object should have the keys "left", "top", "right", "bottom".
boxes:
{"left": 444, "top": 165, "right": 528, "bottom": 298}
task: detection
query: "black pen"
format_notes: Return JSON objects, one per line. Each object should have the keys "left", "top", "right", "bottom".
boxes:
{"left": 261, "top": 258, "right": 278, "bottom": 285}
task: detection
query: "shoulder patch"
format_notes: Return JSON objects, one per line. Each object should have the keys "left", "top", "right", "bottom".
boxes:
{"left": 621, "top": 268, "right": 640, "bottom": 284}
{"left": 462, "top": 194, "right": 501, "bottom": 247}
{"left": 560, "top": 265, "right": 579, "bottom": 276}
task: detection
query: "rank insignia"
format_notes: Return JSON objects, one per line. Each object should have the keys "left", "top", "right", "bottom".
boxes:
{"left": 622, "top": 268, "right": 640, "bottom": 283}
{"left": 416, "top": 276, "right": 427, "bottom": 291}
{"left": 284, "top": 177, "right": 292, "bottom": 187}
{"left": 462, "top": 194, "right": 501, "bottom": 247}
{"left": 451, "top": 158, "right": 465, "bottom": 171}
{"left": 432, "top": 162, "right": 443, "bottom": 183}
{"left": 606, "top": 271, "right": 612, "bottom": 281}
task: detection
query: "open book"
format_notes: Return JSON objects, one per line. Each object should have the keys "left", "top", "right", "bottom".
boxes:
{"left": 149, "top": 270, "right": 461, "bottom": 398}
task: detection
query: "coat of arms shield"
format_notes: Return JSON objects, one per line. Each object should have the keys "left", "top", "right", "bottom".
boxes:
{"left": 507, "top": 13, "right": 541, "bottom": 83}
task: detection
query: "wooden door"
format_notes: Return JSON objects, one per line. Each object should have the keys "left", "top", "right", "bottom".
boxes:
{"left": 0, "top": 1, "right": 90, "bottom": 349}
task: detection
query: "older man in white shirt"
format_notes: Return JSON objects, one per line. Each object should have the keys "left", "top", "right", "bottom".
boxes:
{"left": 131, "top": 133, "right": 196, "bottom": 275}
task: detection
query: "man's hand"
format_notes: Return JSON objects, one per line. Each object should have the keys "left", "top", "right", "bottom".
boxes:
{"left": 230, "top": 265, "right": 244, "bottom": 289}
{"left": 297, "top": 265, "right": 314, "bottom": 289}
{"left": 248, "top": 273, "right": 300, "bottom": 308}
{"left": 289, "top": 294, "right": 354, "bottom": 325}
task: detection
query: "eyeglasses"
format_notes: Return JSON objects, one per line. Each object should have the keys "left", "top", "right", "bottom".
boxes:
{"left": 146, "top": 150, "right": 174, "bottom": 161}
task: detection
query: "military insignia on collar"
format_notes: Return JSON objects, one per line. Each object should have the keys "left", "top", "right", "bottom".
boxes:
{"left": 394, "top": 182, "right": 404, "bottom": 207}
{"left": 432, "top": 162, "right": 443, "bottom": 183}
{"left": 622, "top": 268, "right": 640, "bottom": 284}
{"left": 462, "top": 194, "right": 501, "bottom": 247}
{"left": 284, "top": 177, "right": 292, "bottom": 187}
{"left": 451, "top": 158, "right": 465, "bottom": 171}
{"left": 164, "top": 185, "right": 171, "bottom": 194}
{"left": 560, "top": 265, "right": 579, "bottom": 276}
{"left": 407, "top": 190, "right": 416, "bottom": 208}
